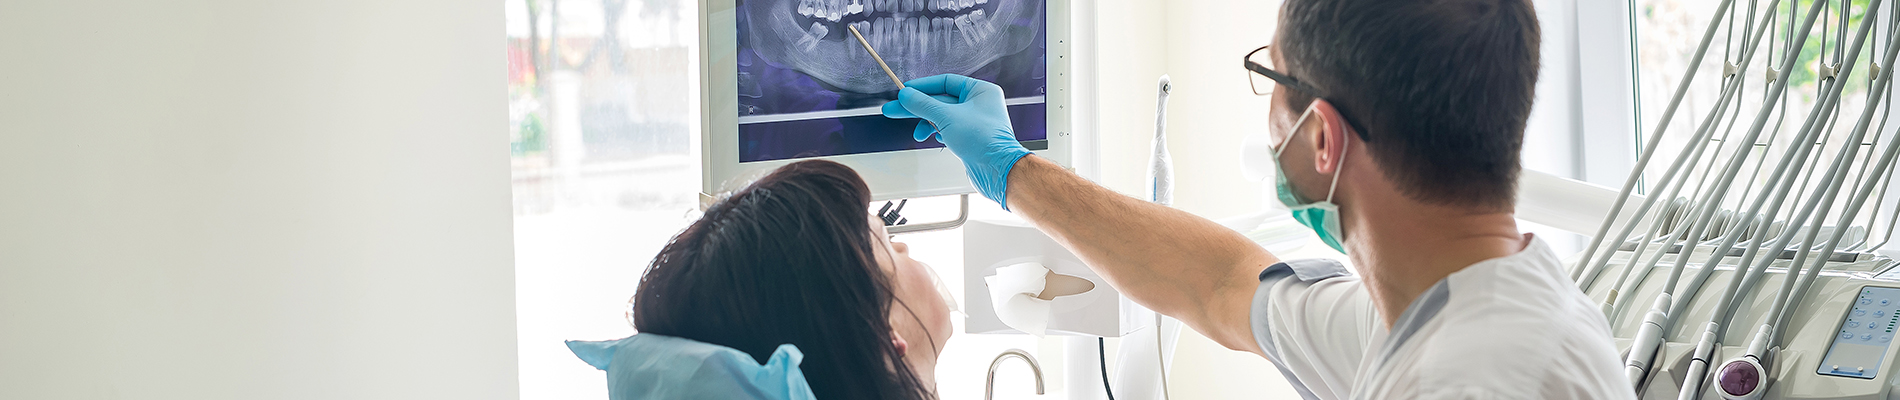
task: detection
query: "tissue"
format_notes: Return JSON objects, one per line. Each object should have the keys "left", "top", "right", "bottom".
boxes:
{"left": 984, "top": 262, "right": 1053, "bottom": 336}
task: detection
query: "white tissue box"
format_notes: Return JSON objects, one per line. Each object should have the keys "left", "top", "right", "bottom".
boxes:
{"left": 963, "top": 218, "right": 1141, "bottom": 337}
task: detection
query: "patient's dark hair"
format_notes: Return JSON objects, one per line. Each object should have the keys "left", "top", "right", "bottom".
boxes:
{"left": 632, "top": 160, "right": 933, "bottom": 400}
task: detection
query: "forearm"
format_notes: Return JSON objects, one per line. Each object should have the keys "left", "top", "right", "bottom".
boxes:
{"left": 1004, "top": 155, "right": 1279, "bottom": 351}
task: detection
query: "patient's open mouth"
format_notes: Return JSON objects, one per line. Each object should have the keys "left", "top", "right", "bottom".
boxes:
{"left": 743, "top": 0, "right": 1042, "bottom": 94}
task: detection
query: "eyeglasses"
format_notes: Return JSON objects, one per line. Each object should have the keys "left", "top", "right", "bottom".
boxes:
{"left": 1245, "top": 45, "right": 1323, "bottom": 98}
{"left": 1243, "top": 45, "right": 1370, "bottom": 141}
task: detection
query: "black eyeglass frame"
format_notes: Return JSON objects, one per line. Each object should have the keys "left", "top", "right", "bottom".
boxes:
{"left": 1243, "top": 45, "right": 1370, "bottom": 142}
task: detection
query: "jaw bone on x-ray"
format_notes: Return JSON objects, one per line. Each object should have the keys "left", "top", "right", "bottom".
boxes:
{"left": 736, "top": 0, "right": 1048, "bottom": 162}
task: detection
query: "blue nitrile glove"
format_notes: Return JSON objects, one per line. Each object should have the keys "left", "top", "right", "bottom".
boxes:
{"left": 880, "top": 74, "right": 1033, "bottom": 210}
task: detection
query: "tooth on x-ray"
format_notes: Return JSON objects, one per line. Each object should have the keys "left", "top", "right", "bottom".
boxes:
{"left": 738, "top": 0, "right": 1042, "bottom": 94}
{"left": 955, "top": 14, "right": 977, "bottom": 47}
{"left": 973, "top": 14, "right": 993, "bottom": 43}
{"left": 797, "top": 22, "right": 829, "bottom": 52}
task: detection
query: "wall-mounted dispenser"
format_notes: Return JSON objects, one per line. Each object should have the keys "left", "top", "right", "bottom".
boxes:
{"left": 964, "top": 217, "right": 1132, "bottom": 337}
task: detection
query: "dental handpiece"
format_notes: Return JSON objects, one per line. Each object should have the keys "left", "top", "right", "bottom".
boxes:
{"left": 1150, "top": 75, "right": 1173, "bottom": 206}
{"left": 847, "top": 25, "right": 939, "bottom": 131}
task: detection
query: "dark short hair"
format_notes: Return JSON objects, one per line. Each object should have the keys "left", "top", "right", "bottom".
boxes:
{"left": 1278, "top": 0, "right": 1539, "bottom": 210}
{"left": 633, "top": 160, "right": 935, "bottom": 400}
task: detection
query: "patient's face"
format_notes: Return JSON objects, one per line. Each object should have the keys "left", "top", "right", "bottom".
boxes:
{"left": 868, "top": 215, "right": 955, "bottom": 367}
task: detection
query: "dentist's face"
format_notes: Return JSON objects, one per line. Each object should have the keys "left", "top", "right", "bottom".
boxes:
{"left": 1267, "top": 45, "right": 1297, "bottom": 148}
{"left": 868, "top": 216, "right": 954, "bottom": 366}
{"left": 1266, "top": 43, "right": 1324, "bottom": 202}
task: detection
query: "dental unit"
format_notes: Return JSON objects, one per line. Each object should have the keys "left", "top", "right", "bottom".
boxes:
{"left": 1564, "top": 0, "right": 1900, "bottom": 398}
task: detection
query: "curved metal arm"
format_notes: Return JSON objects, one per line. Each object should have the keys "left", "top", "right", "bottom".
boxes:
{"left": 986, "top": 348, "right": 1044, "bottom": 400}
{"left": 888, "top": 194, "right": 969, "bottom": 235}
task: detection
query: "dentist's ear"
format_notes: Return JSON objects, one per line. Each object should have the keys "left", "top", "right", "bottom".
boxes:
{"left": 1305, "top": 99, "right": 1355, "bottom": 176}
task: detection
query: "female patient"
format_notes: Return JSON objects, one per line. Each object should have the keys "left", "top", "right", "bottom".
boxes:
{"left": 568, "top": 160, "right": 953, "bottom": 400}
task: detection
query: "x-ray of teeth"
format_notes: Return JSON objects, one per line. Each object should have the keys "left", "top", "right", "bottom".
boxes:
{"left": 735, "top": 0, "right": 1048, "bottom": 163}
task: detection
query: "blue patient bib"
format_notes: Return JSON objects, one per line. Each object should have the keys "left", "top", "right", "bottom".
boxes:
{"left": 566, "top": 334, "right": 816, "bottom": 400}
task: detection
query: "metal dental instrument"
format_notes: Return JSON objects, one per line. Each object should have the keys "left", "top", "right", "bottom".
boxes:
{"left": 847, "top": 24, "right": 939, "bottom": 132}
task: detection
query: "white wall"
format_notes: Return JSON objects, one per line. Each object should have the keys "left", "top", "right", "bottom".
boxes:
{"left": 0, "top": 1, "right": 519, "bottom": 400}
{"left": 1158, "top": 0, "right": 1284, "bottom": 219}
{"left": 1091, "top": 1, "right": 1294, "bottom": 398}
{"left": 1093, "top": 0, "right": 1175, "bottom": 197}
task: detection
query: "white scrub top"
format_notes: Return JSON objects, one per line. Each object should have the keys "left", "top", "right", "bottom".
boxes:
{"left": 1250, "top": 235, "right": 1633, "bottom": 400}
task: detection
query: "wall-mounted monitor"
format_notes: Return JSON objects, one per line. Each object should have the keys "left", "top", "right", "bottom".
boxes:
{"left": 701, "top": 0, "right": 1072, "bottom": 201}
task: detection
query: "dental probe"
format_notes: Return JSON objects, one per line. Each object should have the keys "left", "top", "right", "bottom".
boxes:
{"left": 847, "top": 24, "right": 939, "bottom": 132}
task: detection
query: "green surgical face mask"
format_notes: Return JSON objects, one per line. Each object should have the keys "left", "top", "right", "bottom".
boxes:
{"left": 1273, "top": 107, "right": 1350, "bottom": 254}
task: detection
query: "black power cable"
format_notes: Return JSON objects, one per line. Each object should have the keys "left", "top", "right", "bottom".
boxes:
{"left": 1100, "top": 337, "right": 1115, "bottom": 400}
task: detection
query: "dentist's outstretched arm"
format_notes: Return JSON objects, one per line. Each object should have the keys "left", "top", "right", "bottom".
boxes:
{"left": 884, "top": 74, "right": 1280, "bottom": 355}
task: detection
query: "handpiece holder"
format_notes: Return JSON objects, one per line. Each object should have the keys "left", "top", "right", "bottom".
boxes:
{"left": 697, "top": 192, "right": 968, "bottom": 235}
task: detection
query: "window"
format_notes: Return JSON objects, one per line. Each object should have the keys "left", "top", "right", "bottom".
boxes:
{"left": 1631, "top": 0, "right": 1898, "bottom": 251}
{"left": 507, "top": 0, "right": 699, "bottom": 398}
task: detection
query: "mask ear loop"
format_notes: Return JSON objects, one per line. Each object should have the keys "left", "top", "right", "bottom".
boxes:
{"left": 1275, "top": 105, "right": 1347, "bottom": 203}
{"left": 1274, "top": 107, "right": 1317, "bottom": 159}
{"left": 1323, "top": 120, "right": 1349, "bottom": 203}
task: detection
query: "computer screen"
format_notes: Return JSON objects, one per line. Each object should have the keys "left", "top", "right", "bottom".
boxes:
{"left": 733, "top": 0, "right": 1048, "bottom": 162}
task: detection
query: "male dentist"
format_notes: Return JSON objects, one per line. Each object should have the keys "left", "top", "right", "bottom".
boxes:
{"left": 881, "top": 0, "right": 1633, "bottom": 398}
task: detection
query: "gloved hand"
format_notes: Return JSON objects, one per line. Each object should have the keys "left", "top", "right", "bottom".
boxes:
{"left": 880, "top": 74, "right": 1033, "bottom": 209}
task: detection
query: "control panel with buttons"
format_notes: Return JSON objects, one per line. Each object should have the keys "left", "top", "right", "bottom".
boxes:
{"left": 1819, "top": 286, "right": 1900, "bottom": 379}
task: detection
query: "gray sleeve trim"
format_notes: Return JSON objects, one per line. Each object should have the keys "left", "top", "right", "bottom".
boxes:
{"left": 1258, "top": 258, "right": 1352, "bottom": 282}
{"left": 1250, "top": 258, "right": 1352, "bottom": 358}
{"left": 1250, "top": 259, "right": 1352, "bottom": 400}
